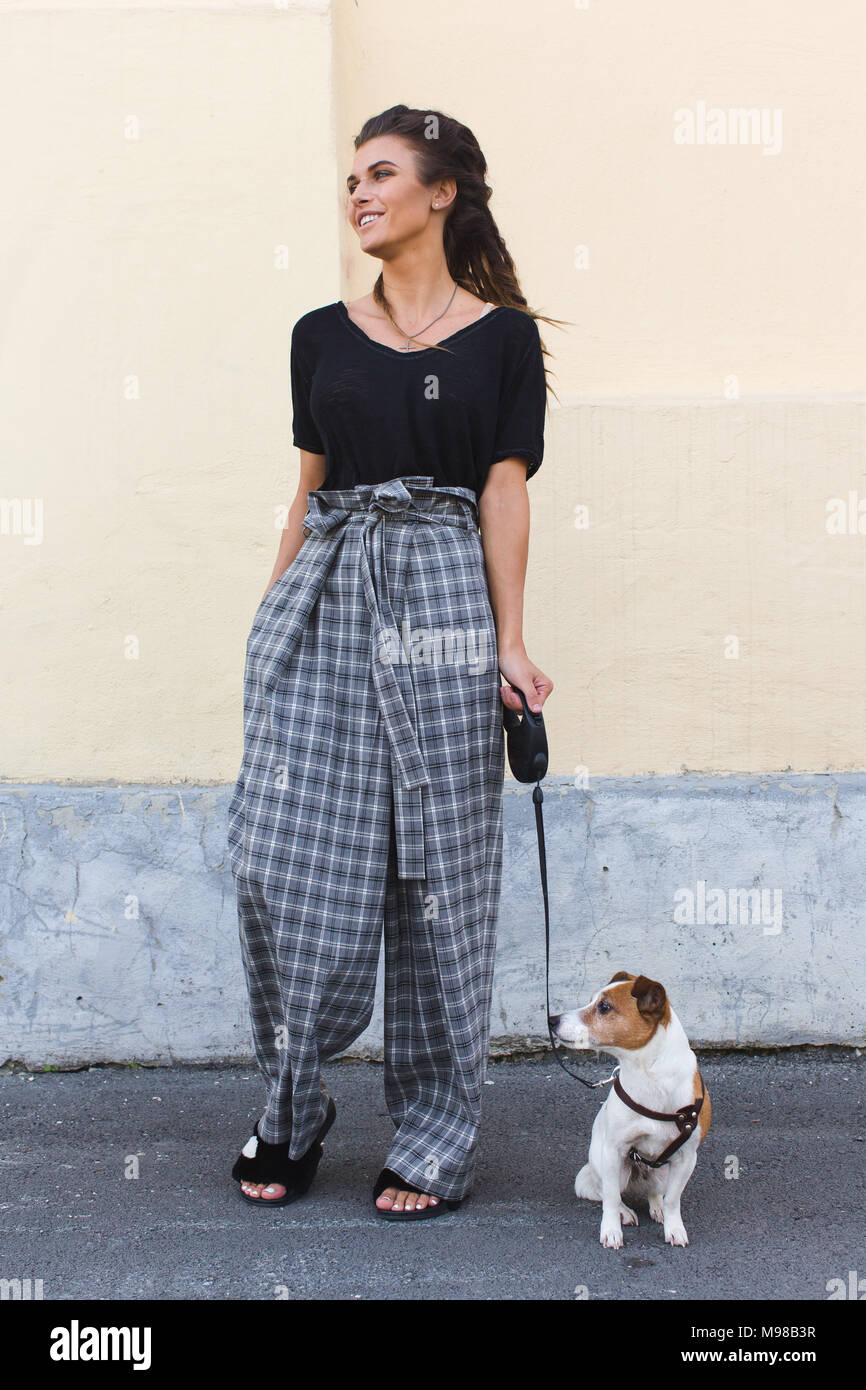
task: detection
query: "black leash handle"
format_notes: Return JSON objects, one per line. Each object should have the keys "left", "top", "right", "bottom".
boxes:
{"left": 503, "top": 683, "right": 614, "bottom": 1092}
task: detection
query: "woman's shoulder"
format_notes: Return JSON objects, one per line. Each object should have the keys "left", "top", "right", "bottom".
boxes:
{"left": 495, "top": 303, "right": 541, "bottom": 333}
{"left": 489, "top": 306, "right": 542, "bottom": 373}
{"left": 490, "top": 304, "right": 542, "bottom": 353}
{"left": 289, "top": 304, "right": 342, "bottom": 368}
{"left": 292, "top": 302, "right": 340, "bottom": 338}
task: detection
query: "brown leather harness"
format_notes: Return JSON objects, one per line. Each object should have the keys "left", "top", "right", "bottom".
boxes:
{"left": 612, "top": 1069, "right": 707, "bottom": 1169}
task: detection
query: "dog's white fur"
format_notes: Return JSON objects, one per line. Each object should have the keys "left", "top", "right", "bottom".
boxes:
{"left": 551, "top": 971, "right": 711, "bottom": 1249}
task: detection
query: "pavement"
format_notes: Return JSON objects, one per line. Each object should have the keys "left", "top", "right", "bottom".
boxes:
{"left": 1, "top": 1049, "right": 863, "bottom": 1302}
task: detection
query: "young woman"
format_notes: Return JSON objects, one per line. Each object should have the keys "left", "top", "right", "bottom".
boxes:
{"left": 228, "top": 104, "right": 556, "bottom": 1221}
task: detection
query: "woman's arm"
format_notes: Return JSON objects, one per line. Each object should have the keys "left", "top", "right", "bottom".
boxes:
{"left": 478, "top": 457, "right": 553, "bottom": 713}
{"left": 262, "top": 450, "right": 327, "bottom": 598}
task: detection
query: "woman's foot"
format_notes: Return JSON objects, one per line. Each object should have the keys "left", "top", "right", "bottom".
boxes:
{"left": 232, "top": 1098, "right": 336, "bottom": 1205}
{"left": 240, "top": 1178, "right": 288, "bottom": 1201}
{"left": 375, "top": 1185, "right": 439, "bottom": 1213}
{"left": 238, "top": 1135, "right": 325, "bottom": 1201}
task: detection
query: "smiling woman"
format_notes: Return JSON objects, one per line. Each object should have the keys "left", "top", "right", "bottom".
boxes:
{"left": 227, "top": 103, "right": 559, "bottom": 1223}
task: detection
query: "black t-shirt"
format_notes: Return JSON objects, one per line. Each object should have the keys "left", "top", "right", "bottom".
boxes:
{"left": 289, "top": 301, "right": 547, "bottom": 500}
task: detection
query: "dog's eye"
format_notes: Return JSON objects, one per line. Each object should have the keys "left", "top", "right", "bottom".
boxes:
{"left": 597, "top": 1000, "right": 612, "bottom": 1014}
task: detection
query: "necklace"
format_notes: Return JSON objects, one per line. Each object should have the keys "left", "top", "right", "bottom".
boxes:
{"left": 383, "top": 282, "right": 459, "bottom": 351}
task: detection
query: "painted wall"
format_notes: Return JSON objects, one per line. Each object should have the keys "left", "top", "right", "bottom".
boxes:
{"left": 3, "top": 0, "right": 866, "bottom": 781}
{"left": 2, "top": 1, "right": 864, "bottom": 1058}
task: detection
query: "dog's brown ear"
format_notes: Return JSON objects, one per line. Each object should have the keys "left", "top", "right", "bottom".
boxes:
{"left": 631, "top": 975, "right": 667, "bottom": 1018}
{"left": 608, "top": 971, "right": 635, "bottom": 984}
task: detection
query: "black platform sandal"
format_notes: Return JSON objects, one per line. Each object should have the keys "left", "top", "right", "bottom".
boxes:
{"left": 232, "top": 1097, "right": 336, "bottom": 1208}
{"left": 372, "top": 1166, "right": 464, "bottom": 1221}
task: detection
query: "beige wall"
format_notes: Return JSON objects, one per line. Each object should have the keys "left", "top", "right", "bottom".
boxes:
{"left": 3, "top": 0, "right": 865, "bottom": 780}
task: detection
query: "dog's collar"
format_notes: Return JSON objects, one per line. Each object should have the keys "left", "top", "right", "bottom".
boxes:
{"left": 610, "top": 1069, "right": 706, "bottom": 1170}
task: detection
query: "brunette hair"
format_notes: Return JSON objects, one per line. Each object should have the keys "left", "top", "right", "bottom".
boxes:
{"left": 352, "top": 105, "right": 567, "bottom": 399}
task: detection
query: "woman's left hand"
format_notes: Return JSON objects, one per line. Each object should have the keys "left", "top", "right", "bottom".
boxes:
{"left": 497, "top": 644, "right": 553, "bottom": 714}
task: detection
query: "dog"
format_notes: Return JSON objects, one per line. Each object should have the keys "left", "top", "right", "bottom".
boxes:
{"left": 549, "top": 971, "right": 711, "bottom": 1248}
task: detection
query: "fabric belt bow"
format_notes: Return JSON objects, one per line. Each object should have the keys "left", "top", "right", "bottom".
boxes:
{"left": 263, "top": 477, "right": 472, "bottom": 880}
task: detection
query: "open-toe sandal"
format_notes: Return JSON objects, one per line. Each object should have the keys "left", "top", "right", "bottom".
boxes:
{"left": 372, "top": 1166, "right": 464, "bottom": 1221}
{"left": 232, "top": 1097, "right": 336, "bottom": 1208}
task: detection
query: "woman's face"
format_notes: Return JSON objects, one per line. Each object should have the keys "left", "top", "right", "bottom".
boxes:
{"left": 346, "top": 135, "right": 451, "bottom": 256}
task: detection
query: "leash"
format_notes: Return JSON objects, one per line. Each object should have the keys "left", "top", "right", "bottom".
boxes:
{"left": 531, "top": 779, "right": 621, "bottom": 1091}
{"left": 502, "top": 685, "right": 614, "bottom": 1091}
{"left": 503, "top": 685, "right": 705, "bottom": 1165}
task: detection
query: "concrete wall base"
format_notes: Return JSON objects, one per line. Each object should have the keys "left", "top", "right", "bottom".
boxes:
{"left": 1, "top": 773, "right": 863, "bottom": 1067}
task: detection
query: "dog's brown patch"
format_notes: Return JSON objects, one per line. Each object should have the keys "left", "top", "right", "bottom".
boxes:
{"left": 579, "top": 976, "right": 670, "bottom": 1049}
{"left": 695, "top": 1066, "right": 711, "bottom": 1141}
{"left": 607, "top": 970, "right": 636, "bottom": 985}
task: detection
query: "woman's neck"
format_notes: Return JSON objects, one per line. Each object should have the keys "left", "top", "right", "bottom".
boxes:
{"left": 378, "top": 263, "right": 459, "bottom": 326}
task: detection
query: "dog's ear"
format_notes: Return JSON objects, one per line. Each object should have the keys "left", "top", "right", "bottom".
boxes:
{"left": 630, "top": 975, "right": 667, "bottom": 1018}
{"left": 607, "top": 970, "right": 635, "bottom": 984}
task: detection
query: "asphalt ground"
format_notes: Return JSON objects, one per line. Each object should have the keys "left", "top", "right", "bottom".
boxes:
{"left": 2, "top": 1049, "right": 863, "bottom": 1325}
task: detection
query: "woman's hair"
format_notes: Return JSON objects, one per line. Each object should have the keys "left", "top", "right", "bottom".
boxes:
{"left": 352, "top": 105, "right": 566, "bottom": 399}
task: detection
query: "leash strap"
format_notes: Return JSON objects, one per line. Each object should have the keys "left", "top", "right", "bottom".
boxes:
{"left": 532, "top": 783, "right": 613, "bottom": 1091}
{"left": 531, "top": 777, "right": 703, "bottom": 1166}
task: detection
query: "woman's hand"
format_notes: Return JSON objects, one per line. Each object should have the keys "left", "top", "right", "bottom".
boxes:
{"left": 497, "top": 642, "right": 553, "bottom": 714}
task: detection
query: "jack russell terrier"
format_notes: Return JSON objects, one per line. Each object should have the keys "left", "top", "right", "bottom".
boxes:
{"left": 549, "top": 971, "right": 711, "bottom": 1249}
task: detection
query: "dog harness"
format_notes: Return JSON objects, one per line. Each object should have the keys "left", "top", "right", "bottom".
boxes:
{"left": 612, "top": 1070, "right": 707, "bottom": 1169}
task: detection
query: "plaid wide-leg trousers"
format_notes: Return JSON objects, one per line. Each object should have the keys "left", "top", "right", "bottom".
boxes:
{"left": 227, "top": 476, "right": 505, "bottom": 1200}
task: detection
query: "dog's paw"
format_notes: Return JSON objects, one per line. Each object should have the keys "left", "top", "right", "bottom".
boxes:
{"left": 648, "top": 1196, "right": 665, "bottom": 1224}
{"left": 664, "top": 1221, "right": 689, "bottom": 1247}
{"left": 600, "top": 1221, "right": 624, "bottom": 1249}
{"left": 619, "top": 1202, "right": 638, "bottom": 1226}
